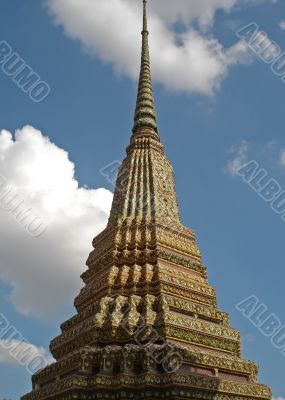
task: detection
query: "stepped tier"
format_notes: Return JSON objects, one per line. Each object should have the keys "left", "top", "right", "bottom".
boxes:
{"left": 24, "top": 344, "right": 270, "bottom": 400}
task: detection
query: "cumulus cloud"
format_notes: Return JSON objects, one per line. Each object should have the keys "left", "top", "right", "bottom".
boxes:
{"left": 44, "top": 0, "right": 253, "bottom": 95}
{"left": 0, "top": 126, "right": 112, "bottom": 320}
{"left": 226, "top": 140, "right": 249, "bottom": 176}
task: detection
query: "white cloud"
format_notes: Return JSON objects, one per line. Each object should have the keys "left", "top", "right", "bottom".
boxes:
{"left": 273, "top": 398, "right": 285, "bottom": 400}
{"left": 226, "top": 140, "right": 249, "bottom": 176}
{"left": 0, "top": 126, "right": 112, "bottom": 320}
{"left": 0, "top": 340, "right": 52, "bottom": 366}
{"left": 279, "top": 20, "right": 285, "bottom": 31}
{"left": 143, "top": 0, "right": 236, "bottom": 28}
{"left": 44, "top": 0, "right": 253, "bottom": 95}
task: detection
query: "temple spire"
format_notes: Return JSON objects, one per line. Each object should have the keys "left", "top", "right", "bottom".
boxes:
{"left": 132, "top": 0, "right": 159, "bottom": 138}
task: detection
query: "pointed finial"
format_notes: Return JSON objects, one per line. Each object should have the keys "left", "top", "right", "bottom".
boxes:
{"left": 143, "top": 0, "right": 148, "bottom": 33}
{"left": 132, "top": 0, "right": 159, "bottom": 139}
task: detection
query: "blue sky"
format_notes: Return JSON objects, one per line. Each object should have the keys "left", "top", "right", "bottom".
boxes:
{"left": 0, "top": 0, "right": 285, "bottom": 398}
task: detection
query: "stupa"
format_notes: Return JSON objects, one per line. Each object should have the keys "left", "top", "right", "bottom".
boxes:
{"left": 22, "top": 1, "right": 271, "bottom": 399}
